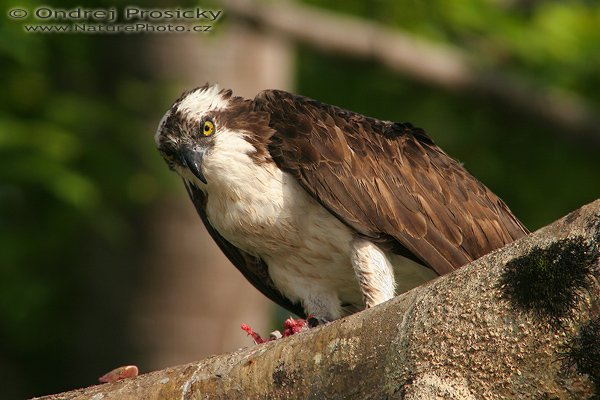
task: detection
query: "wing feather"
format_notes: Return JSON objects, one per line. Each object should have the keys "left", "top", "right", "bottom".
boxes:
{"left": 255, "top": 90, "right": 529, "bottom": 276}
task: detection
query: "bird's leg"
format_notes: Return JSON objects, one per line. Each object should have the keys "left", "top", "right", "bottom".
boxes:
{"left": 350, "top": 238, "right": 396, "bottom": 308}
{"left": 301, "top": 290, "right": 343, "bottom": 321}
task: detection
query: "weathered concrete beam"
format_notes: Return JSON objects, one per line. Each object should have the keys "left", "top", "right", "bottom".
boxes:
{"left": 35, "top": 199, "right": 599, "bottom": 399}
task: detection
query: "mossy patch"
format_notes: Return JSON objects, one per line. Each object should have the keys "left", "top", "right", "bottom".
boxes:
{"left": 498, "top": 236, "right": 596, "bottom": 328}
{"left": 561, "top": 317, "right": 600, "bottom": 397}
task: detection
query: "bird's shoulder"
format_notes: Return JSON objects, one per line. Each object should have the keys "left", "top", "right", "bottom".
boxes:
{"left": 254, "top": 89, "right": 436, "bottom": 156}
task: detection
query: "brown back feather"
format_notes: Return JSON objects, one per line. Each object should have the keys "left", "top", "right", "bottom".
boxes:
{"left": 254, "top": 90, "right": 529, "bottom": 275}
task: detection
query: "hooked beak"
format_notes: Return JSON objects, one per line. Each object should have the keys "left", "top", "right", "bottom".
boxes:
{"left": 182, "top": 146, "right": 207, "bottom": 184}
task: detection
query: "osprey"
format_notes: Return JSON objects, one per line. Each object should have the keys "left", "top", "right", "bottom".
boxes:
{"left": 155, "top": 85, "right": 528, "bottom": 322}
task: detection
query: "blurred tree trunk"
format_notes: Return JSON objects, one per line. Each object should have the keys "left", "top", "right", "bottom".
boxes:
{"left": 36, "top": 200, "right": 599, "bottom": 400}
{"left": 131, "top": 24, "right": 294, "bottom": 369}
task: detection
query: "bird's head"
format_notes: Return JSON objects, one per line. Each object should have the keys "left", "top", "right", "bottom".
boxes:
{"left": 155, "top": 84, "right": 269, "bottom": 188}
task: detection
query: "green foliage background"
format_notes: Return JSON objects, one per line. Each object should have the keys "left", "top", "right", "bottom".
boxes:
{"left": 0, "top": 0, "right": 171, "bottom": 396}
{"left": 1, "top": 0, "right": 599, "bottom": 398}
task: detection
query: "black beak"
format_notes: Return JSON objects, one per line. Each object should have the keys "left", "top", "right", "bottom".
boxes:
{"left": 182, "top": 146, "right": 207, "bottom": 184}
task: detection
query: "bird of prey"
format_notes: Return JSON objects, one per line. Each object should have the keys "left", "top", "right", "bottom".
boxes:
{"left": 155, "top": 84, "right": 528, "bottom": 323}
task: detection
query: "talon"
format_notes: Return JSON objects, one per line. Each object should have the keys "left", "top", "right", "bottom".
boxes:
{"left": 269, "top": 330, "right": 283, "bottom": 340}
{"left": 307, "top": 315, "right": 329, "bottom": 328}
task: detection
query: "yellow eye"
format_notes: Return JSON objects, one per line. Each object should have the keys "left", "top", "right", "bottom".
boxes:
{"left": 202, "top": 120, "right": 215, "bottom": 137}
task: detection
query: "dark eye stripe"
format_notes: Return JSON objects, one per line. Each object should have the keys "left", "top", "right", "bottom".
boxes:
{"left": 159, "top": 142, "right": 178, "bottom": 158}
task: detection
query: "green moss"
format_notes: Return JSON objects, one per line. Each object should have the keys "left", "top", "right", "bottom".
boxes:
{"left": 498, "top": 236, "right": 596, "bottom": 327}
{"left": 561, "top": 317, "right": 600, "bottom": 397}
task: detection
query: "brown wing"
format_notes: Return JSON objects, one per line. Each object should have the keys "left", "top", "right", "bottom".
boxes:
{"left": 254, "top": 90, "right": 529, "bottom": 275}
{"left": 183, "top": 180, "right": 305, "bottom": 317}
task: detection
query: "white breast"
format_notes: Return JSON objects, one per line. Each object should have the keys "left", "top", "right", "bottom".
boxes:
{"left": 191, "top": 128, "right": 362, "bottom": 315}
